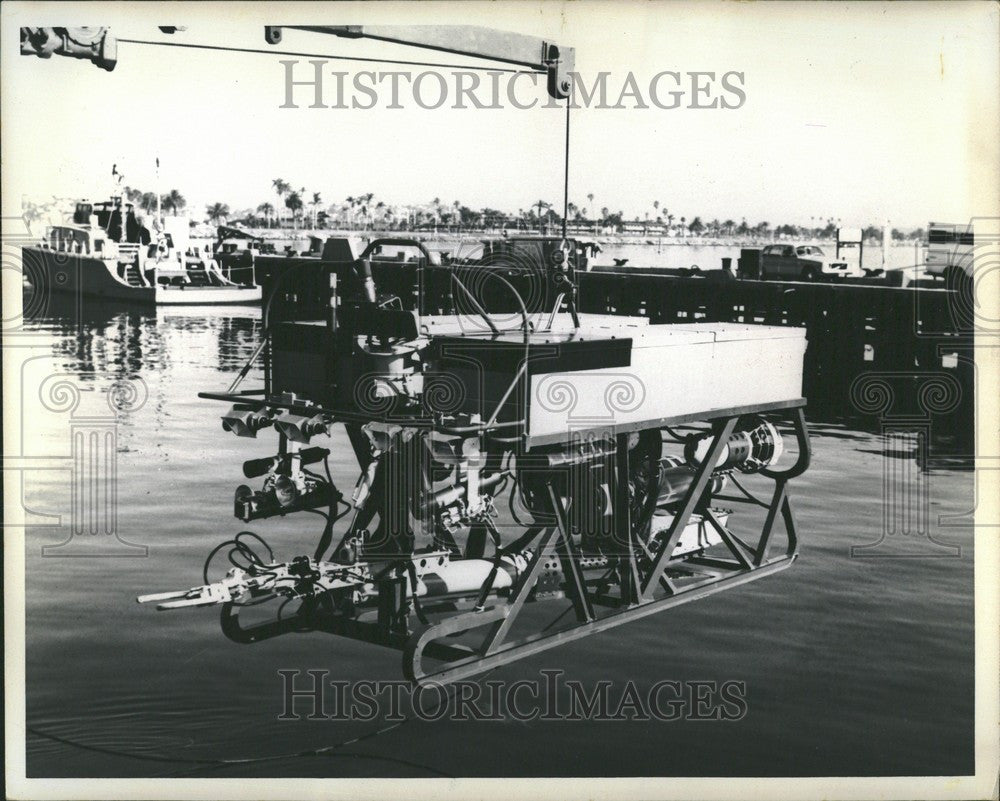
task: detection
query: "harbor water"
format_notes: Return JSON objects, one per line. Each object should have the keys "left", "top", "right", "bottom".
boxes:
{"left": 19, "top": 301, "right": 974, "bottom": 778}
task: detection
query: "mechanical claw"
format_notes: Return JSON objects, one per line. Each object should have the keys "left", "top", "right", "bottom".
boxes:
{"left": 137, "top": 568, "right": 254, "bottom": 610}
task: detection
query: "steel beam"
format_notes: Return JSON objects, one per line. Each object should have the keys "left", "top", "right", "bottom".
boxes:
{"left": 265, "top": 25, "right": 575, "bottom": 99}
{"left": 640, "top": 415, "right": 738, "bottom": 599}
{"left": 404, "top": 554, "right": 795, "bottom": 687}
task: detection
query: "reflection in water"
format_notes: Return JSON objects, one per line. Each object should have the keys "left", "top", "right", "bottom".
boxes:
{"left": 17, "top": 294, "right": 975, "bottom": 780}
{"left": 33, "top": 291, "right": 263, "bottom": 381}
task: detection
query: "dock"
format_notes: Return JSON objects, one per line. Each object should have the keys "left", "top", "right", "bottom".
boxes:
{"left": 245, "top": 253, "right": 973, "bottom": 457}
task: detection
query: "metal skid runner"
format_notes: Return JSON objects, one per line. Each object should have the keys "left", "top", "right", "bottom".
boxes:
{"left": 139, "top": 237, "right": 811, "bottom": 687}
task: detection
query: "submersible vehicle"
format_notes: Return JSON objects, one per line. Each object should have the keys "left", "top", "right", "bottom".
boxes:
{"left": 21, "top": 23, "right": 812, "bottom": 686}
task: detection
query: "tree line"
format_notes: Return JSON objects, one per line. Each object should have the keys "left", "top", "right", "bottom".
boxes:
{"left": 22, "top": 179, "right": 925, "bottom": 243}
{"left": 227, "top": 182, "right": 928, "bottom": 242}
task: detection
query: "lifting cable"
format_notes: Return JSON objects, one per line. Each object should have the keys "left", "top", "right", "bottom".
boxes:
{"left": 117, "top": 38, "right": 544, "bottom": 76}
{"left": 562, "top": 98, "right": 570, "bottom": 240}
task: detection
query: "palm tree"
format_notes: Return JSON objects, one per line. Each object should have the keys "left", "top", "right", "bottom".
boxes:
{"left": 533, "top": 200, "right": 551, "bottom": 232}
{"left": 284, "top": 191, "right": 303, "bottom": 230}
{"left": 206, "top": 202, "right": 230, "bottom": 224}
{"left": 357, "top": 196, "right": 369, "bottom": 229}
{"left": 161, "top": 189, "right": 186, "bottom": 216}
{"left": 139, "top": 192, "right": 159, "bottom": 215}
{"left": 257, "top": 202, "right": 274, "bottom": 228}
{"left": 311, "top": 192, "right": 322, "bottom": 229}
{"left": 272, "top": 179, "right": 289, "bottom": 226}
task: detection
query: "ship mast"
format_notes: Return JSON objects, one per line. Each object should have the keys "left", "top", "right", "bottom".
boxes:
{"left": 155, "top": 157, "right": 162, "bottom": 230}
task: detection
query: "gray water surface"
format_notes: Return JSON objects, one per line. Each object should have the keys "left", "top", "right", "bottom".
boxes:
{"left": 20, "top": 304, "right": 974, "bottom": 778}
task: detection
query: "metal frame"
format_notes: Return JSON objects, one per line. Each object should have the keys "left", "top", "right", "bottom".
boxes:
{"left": 203, "top": 238, "right": 811, "bottom": 686}
{"left": 217, "top": 402, "right": 809, "bottom": 687}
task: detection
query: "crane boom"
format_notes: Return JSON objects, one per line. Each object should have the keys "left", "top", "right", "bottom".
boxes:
{"left": 264, "top": 25, "right": 575, "bottom": 100}
{"left": 19, "top": 23, "right": 576, "bottom": 100}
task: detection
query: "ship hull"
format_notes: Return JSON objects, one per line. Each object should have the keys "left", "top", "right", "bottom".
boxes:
{"left": 153, "top": 285, "right": 262, "bottom": 305}
{"left": 21, "top": 247, "right": 262, "bottom": 306}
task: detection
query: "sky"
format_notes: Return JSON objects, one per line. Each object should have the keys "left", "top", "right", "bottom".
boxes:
{"left": 3, "top": 1, "right": 998, "bottom": 230}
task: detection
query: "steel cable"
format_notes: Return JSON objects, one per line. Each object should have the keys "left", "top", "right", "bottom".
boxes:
{"left": 118, "top": 38, "right": 543, "bottom": 75}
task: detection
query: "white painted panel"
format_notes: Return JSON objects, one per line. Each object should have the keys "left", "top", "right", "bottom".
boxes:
{"left": 528, "top": 324, "right": 806, "bottom": 439}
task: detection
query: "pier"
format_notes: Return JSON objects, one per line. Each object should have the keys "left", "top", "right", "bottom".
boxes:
{"left": 249, "top": 253, "right": 973, "bottom": 456}
{"left": 578, "top": 272, "right": 973, "bottom": 439}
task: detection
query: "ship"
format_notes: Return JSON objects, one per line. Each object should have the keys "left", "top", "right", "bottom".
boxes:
{"left": 22, "top": 197, "right": 262, "bottom": 305}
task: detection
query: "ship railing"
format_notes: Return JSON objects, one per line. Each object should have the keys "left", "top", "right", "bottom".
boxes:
{"left": 48, "top": 226, "right": 92, "bottom": 255}
{"left": 117, "top": 243, "right": 141, "bottom": 261}
{"left": 150, "top": 259, "right": 201, "bottom": 289}
{"left": 215, "top": 257, "right": 256, "bottom": 287}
